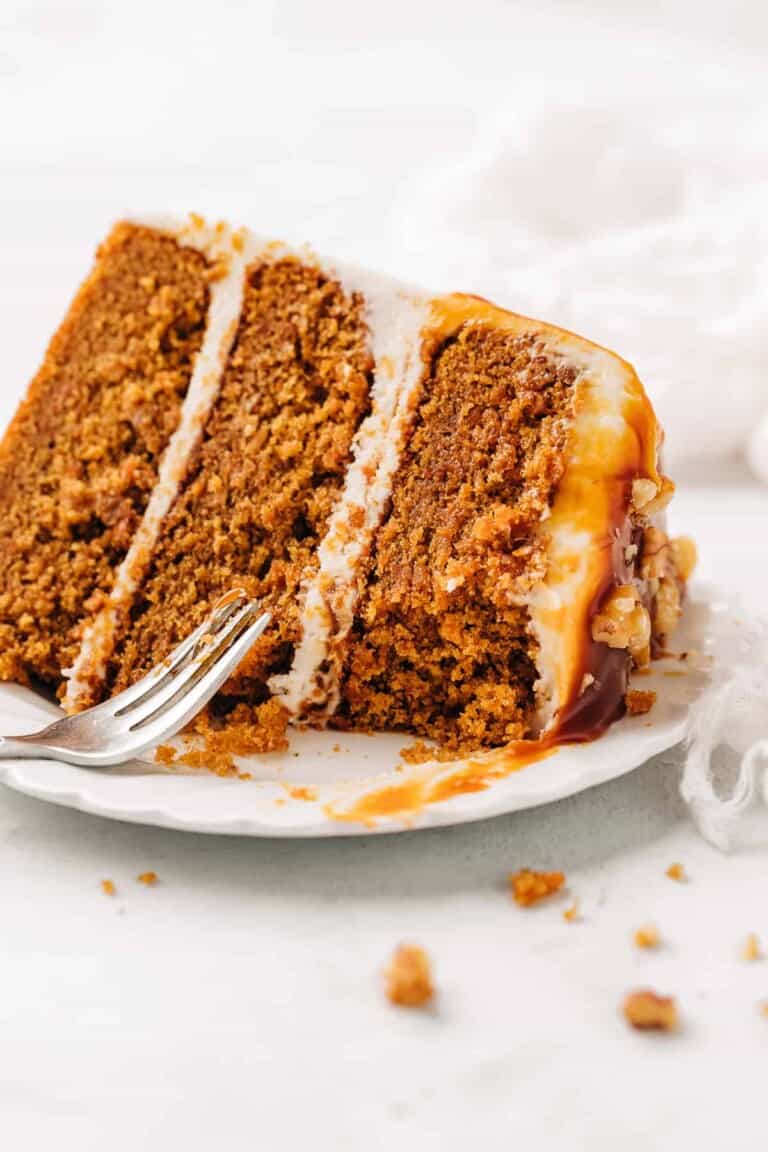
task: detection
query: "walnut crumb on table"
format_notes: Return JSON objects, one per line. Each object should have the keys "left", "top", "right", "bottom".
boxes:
{"left": 623, "top": 990, "right": 679, "bottom": 1032}
{"left": 625, "top": 689, "right": 656, "bottom": 716}
{"left": 384, "top": 944, "right": 434, "bottom": 1008}
{"left": 509, "top": 868, "right": 566, "bottom": 907}
{"left": 136, "top": 871, "right": 158, "bottom": 886}
{"left": 634, "top": 923, "right": 661, "bottom": 949}
{"left": 742, "top": 933, "right": 762, "bottom": 962}
{"left": 666, "top": 862, "right": 687, "bottom": 882}
{"left": 101, "top": 879, "right": 116, "bottom": 897}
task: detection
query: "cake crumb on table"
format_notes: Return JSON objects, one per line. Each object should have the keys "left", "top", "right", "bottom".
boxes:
{"left": 665, "top": 862, "right": 687, "bottom": 882}
{"left": 136, "top": 871, "right": 158, "bottom": 886}
{"left": 625, "top": 689, "right": 657, "bottom": 716}
{"left": 509, "top": 868, "right": 566, "bottom": 907}
{"left": 742, "top": 933, "right": 762, "bottom": 962}
{"left": 563, "top": 900, "right": 580, "bottom": 923}
{"left": 101, "top": 879, "right": 116, "bottom": 897}
{"left": 634, "top": 923, "right": 661, "bottom": 950}
{"left": 384, "top": 944, "right": 434, "bottom": 1008}
{"left": 622, "top": 989, "right": 679, "bottom": 1032}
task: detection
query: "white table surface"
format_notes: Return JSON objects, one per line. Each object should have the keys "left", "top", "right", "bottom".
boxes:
{"left": 0, "top": 394, "right": 766, "bottom": 1152}
{"left": 3, "top": 1, "right": 768, "bottom": 1146}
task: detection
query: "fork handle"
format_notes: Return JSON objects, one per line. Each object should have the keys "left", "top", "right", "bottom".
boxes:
{"left": 0, "top": 735, "right": 44, "bottom": 760}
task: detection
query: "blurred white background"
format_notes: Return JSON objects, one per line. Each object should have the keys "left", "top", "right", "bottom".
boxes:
{"left": 2, "top": 0, "right": 768, "bottom": 470}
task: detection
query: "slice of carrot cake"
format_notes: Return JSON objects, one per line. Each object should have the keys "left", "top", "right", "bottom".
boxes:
{"left": 0, "top": 214, "right": 693, "bottom": 756}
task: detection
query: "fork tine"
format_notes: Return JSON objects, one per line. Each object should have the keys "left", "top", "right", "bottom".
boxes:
{"left": 107, "top": 592, "right": 253, "bottom": 717}
{"left": 122, "top": 602, "right": 269, "bottom": 728}
{"left": 119, "top": 610, "right": 272, "bottom": 752}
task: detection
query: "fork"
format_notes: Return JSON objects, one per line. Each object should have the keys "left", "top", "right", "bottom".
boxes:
{"left": 0, "top": 591, "right": 271, "bottom": 768}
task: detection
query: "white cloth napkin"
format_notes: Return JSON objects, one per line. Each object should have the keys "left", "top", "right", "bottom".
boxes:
{"left": 681, "top": 596, "right": 768, "bottom": 850}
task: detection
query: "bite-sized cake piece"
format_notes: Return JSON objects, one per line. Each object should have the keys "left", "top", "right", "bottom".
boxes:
{"left": 0, "top": 214, "right": 693, "bottom": 756}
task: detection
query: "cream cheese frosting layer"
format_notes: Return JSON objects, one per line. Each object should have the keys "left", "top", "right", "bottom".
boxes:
{"left": 63, "top": 217, "right": 264, "bottom": 711}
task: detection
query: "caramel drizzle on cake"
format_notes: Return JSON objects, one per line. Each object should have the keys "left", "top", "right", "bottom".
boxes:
{"left": 1, "top": 214, "right": 689, "bottom": 753}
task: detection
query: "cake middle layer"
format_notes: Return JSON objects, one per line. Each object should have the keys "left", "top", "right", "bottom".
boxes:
{"left": 106, "top": 257, "right": 373, "bottom": 744}
{"left": 337, "top": 325, "right": 579, "bottom": 750}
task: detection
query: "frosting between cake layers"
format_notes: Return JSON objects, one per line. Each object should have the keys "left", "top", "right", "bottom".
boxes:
{"left": 62, "top": 217, "right": 265, "bottom": 710}
{"left": 268, "top": 269, "right": 431, "bottom": 715}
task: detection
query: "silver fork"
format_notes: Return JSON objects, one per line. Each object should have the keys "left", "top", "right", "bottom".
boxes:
{"left": 0, "top": 591, "right": 271, "bottom": 768}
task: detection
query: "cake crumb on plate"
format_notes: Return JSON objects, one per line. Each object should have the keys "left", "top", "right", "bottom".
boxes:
{"left": 625, "top": 689, "right": 656, "bottom": 716}
{"left": 665, "top": 862, "right": 687, "bottom": 882}
{"left": 101, "top": 879, "right": 116, "bottom": 897}
{"left": 137, "top": 871, "right": 158, "bottom": 886}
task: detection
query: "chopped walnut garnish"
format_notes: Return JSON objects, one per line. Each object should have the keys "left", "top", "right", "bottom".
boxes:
{"left": 742, "top": 933, "right": 762, "bottom": 962}
{"left": 639, "top": 525, "right": 670, "bottom": 582}
{"left": 101, "top": 879, "right": 116, "bottom": 897}
{"left": 384, "top": 944, "right": 434, "bottom": 1008}
{"left": 563, "top": 900, "right": 580, "bottom": 923}
{"left": 671, "top": 535, "right": 697, "bottom": 582}
{"left": 634, "top": 924, "right": 661, "bottom": 950}
{"left": 665, "top": 862, "right": 687, "bottom": 882}
{"left": 631, "top": 476, "right": 675, "bottom": 516}
{"left": 136, "top": 871, "right": 158, "bottom": 886}
{"left": 622, "top": 989, "right": 679, "bottom": 1032}
{"left": 510, "top": 867, "right": 566, "bottom": 907}
{"left": 625, "top": 689, "right": 656, "bottom": 716}
{"left": 653, "top": 575, "right": 682, "bottom": 638}
{"left": 591, "top": 585, "right": 651, "bottom": 665}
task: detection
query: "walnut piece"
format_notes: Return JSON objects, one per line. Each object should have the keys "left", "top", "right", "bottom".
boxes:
{"left": 671, "top": 535, "right": 697, "bottom": 582}
{"left": 631, "top": 475, "right": 675, "bottom": 516}
{"left": 385, "top": 944, "right": 434, "bottom": 1007}
{"left": 653, "top": 575, "right": 682, "bottom": 638}
{"left": 509, "top": 867, "right": 566, "bottom": 907}
{"left": 625, "top": 689, "right": 656, "bottom": 716}
{"left": 591, "top": 585, "right": 651, "bottom": 665}
{"left": 623, "top": 989, "right": 679, "bottom": 1032}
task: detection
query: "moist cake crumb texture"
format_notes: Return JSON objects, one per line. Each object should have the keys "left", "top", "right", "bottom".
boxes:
{"left": 0, "top": 224, "right": 209, "bottom": 688}
{"left": 0, "top": 214, "right": 692, "bottom": 765}
{"left": 338, "top": 328, "right": 577, "bottom": 752}
{"left": 107, "top": 257, "right": 373, "bottom": 747}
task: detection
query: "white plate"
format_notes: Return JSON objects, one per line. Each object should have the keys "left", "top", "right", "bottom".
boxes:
{"left": 0, "top": 599, "right": 709, "bottom": 837}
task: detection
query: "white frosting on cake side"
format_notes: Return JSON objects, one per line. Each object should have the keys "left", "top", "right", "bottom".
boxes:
{"left": 62, "top": 217, "right": 265, "bottom": 710}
